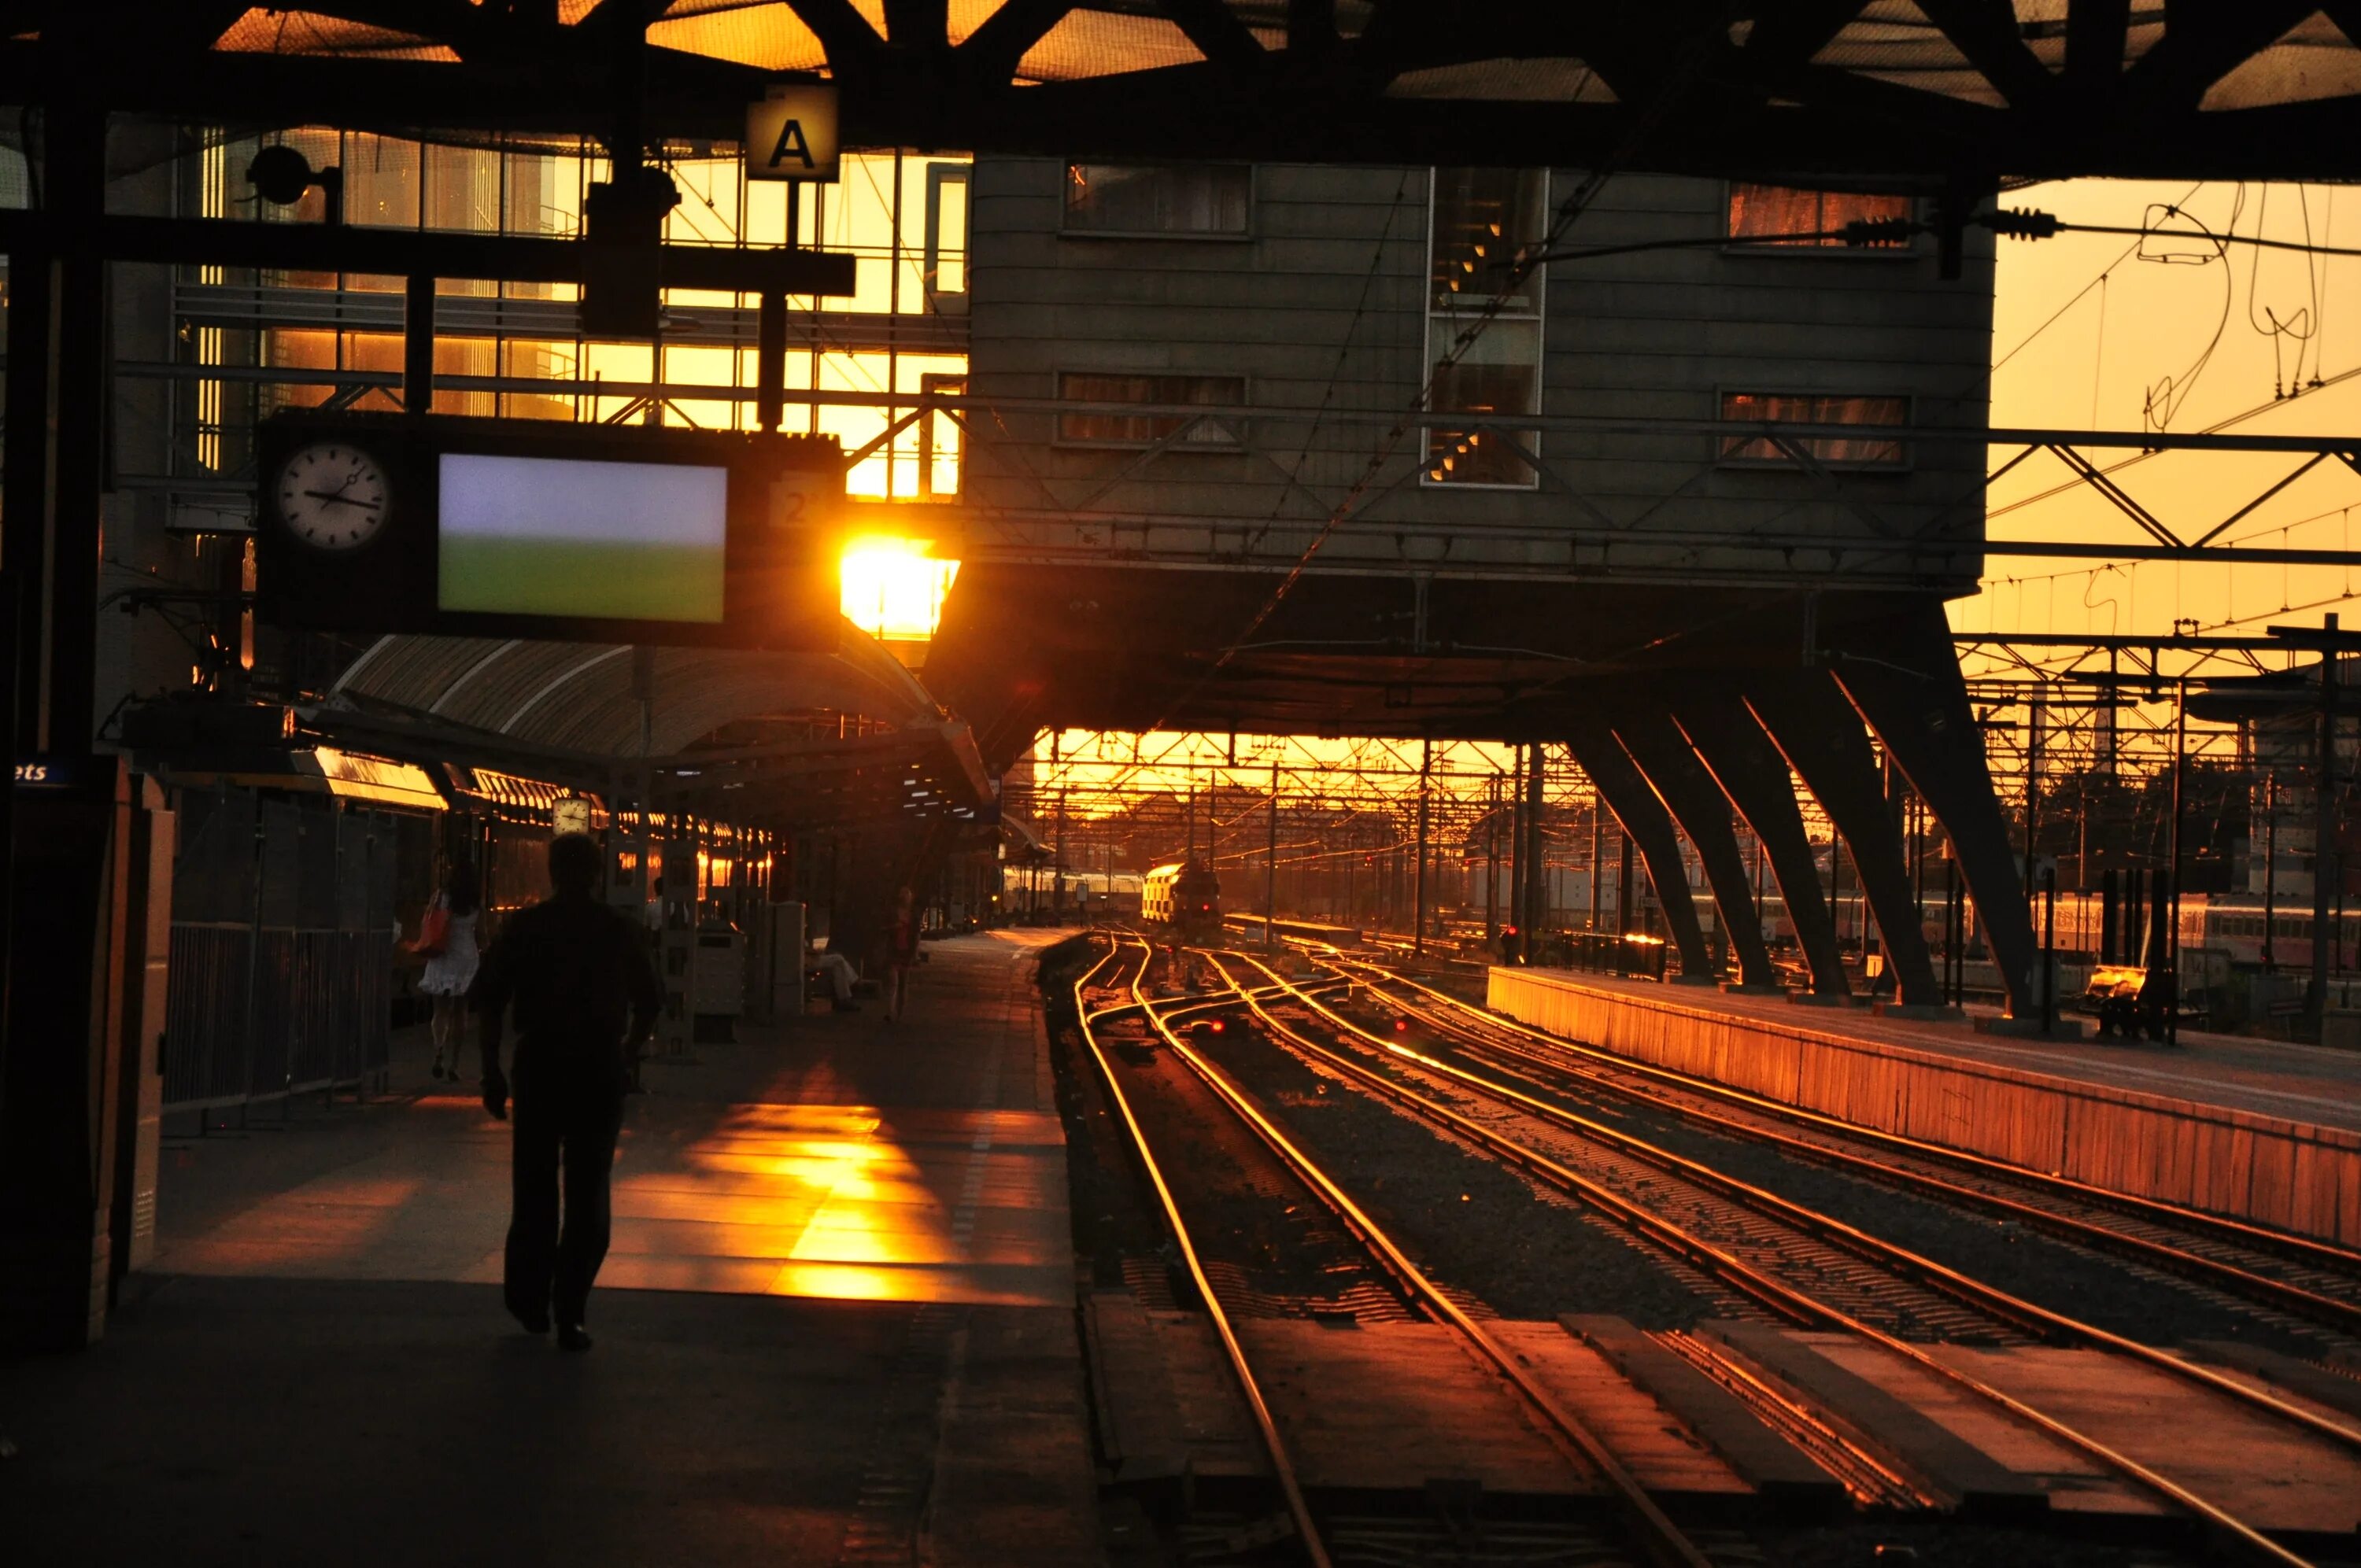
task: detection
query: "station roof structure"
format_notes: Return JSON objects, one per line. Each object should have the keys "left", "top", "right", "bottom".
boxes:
{"left": 13, "top": 2, "right": 2361, "bottom": 182}
{"left": 300, "top": 625, "right": 996, "bottom": 829}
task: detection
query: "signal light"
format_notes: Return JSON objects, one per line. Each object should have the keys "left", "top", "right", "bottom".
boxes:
{"left": 1210, "top": 1019, "right": 1226, "bottom": 1034}
{"left": 1393, "top": 1019, "right": 1410, "bottom": 1033}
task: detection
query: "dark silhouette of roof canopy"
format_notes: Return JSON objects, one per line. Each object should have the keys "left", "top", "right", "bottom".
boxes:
{"left": 17, "top": 2, "right": 2361, "bottom": 181}
{"left": 313, "top": 626, "right": 995, "bottom": 828}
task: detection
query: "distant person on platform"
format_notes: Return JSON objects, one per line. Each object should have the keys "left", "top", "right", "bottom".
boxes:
{"left": 472, "top": 833, "right": 661, "bottom": 1352}
{"left": 416, "top": 858, "right": 483, "bottom": 1083}
{"left": 885, "top": 885, "right": 921, "bottom": 1023}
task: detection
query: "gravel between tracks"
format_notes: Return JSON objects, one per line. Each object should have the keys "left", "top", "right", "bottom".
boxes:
{"left": 1330, "top": 990, "right": 2361, "bottom": 1363}
{"left": 1188, "top": 1005, "right": 1759, "bottom": 1328}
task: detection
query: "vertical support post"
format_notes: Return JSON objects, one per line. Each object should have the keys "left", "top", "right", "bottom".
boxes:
{"left": 1588, "top": 787, "right": 1604, "bottom": 935}
{"left": 1523, "top": 743, "right": 1545, "bottom": 945}
{"left": 1267, "top": 759, "right": 1279, "bottom": 949}
{"left": 1506, "top": 747, "right": 1525, "bottom": 954}
{"left": 2100, "top": 866, "right": 2119, "bottom": 966}
{"left": 1944, "top": 858, "right": 1959, "bottom": 1005}
{"left": 1484, "top": 773, "right": 1499, "bottom": 943}
{"left": 2023, "top": 693, "right": 2042, "bottom": 895}
{"left": 1616, "top": 832, "right": 1633, "bottom": 937}
{"left": 2171, "top": 676, "right": 2188, "bottom": 1046}
{"left": 756, "top": 291, "right": 786, "bottom": 434}
{"left": 2264, "top": 769, "right": 2279, "bottom": 973}
{"left": 2041, "top": 861, "right": 2056, "bottom": 1035}
{"left": 1413, "top": 739, "right": 1431, "bottom": 955}
{"left": 404, "top": 273, "right": 434, "bottom": 418}
{"left": 2313, "top": 624, "right": 2338, "bottom": 1033}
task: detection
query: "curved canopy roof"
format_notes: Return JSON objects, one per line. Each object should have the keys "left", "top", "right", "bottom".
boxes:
{"left": 313, "top": 625, "right": 993, "bottom": 828}
{"left": 330, "top": 629, "right": 937, "bottom": 757}
{"left": 18, "top": 2, "right": 2361, "bottom": 181}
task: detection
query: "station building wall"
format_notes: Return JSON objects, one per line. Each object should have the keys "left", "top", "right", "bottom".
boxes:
{"left": 963, "top": 159, "right": 1997, "bottom": 592}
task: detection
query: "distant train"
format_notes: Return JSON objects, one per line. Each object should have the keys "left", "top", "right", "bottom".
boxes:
{"left": 1143, "top": 858, "right": 1224, "bottom": 944}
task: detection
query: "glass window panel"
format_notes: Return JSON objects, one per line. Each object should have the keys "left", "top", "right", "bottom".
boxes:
{"left": 1720, "top": 391, "right": 1908, "bottom": 467}
{"left": 1430, "top": 168, "right": 1544, "bottom": 315}
{"left": 1063, "top": 164, "right": 1249, "bottom": 235}
{"left": 1056, "top": 373, "right": 1244, "bottom": 446}
{"left": 423, "top": 142, "right": 499, "bottom": 234}
{"left": 1727, "top": 183, "right": 1914, "bottom": 247}
{"left": 343, "top": 133, "right": 421, "bottom": 231}
{"left": 497, "top": 338, "right": 578, "bottom": 422}
{"left": 1425, "top": 319, "right": 1539, "bottom": 486}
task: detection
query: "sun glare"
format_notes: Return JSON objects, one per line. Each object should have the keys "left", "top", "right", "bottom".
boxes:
{"left": 841, "top": 536, "right": 960, "bottom": 640}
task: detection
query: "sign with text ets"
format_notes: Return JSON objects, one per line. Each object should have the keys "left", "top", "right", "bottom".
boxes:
{"left": 746, "top": 85, "right": 840, "bottom": 183}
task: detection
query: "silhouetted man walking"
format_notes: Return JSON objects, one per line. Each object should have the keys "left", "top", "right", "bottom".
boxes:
{"left": 475, "top": 833, "right": 661, "bottom": 1352}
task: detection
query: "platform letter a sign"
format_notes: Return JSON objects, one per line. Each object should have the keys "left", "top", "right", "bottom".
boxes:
{"left": 770, "top": 120, "right": 814, "bottom": 172}
{"left": 746, "top": 86, "right": 840, "bottom": 183}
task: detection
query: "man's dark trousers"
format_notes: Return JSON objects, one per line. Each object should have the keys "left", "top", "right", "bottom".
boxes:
{"left": 504, "top": 1057, "right": 625, "bottom": 1327}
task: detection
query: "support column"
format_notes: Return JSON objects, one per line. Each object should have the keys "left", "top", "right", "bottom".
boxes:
{"left": 1744, "top": 670, "right": 1944, "bottom": 1009}
{"left": 1521, "top": 743, "right": 1546, "bottom": 941}
{"left": 0, "top": 101, "right": 130, "bottom": 1349}
{"left": 1823, "top": 603, "right": 2039, "bottom": 1018}
{"left": 1413, "top": 740, "right": 1431, "bottom": 954}
{"left": 1610, "top": 710, "right": 1778, "bottom": 987}
{"left": 1565, "top": 722, "right": 1713, "bottom": 980}
{"left": 1672, "top": 692, "right": 1850, "bottom": 997}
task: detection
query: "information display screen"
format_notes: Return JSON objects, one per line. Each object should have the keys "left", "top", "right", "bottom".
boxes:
{"left": 436, "top": 452, "right": 730, "bottom": 624}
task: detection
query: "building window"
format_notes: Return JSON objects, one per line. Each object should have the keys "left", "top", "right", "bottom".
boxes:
{"left": 1727, "top": 183, "right": 1915, "bottom": 248}
{"left": 1425, "top": 167, "right": 1546, "bottom": 488}
{"left": 1719, "top": 391, "right": 1909, "bottom": 468}
{"left": 1063, "top": 164, "right": 1250, "bottom": 236}
{"left": 1057, "top": 372, "right": 1245, "bottom": 448}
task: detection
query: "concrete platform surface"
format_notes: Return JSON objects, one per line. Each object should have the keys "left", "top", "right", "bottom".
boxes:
{"left": 2, "top": 928, "right": 1101, "bottom": 1568}
{"left": 1490, "top": 967, "right": 2361, "bottom": 1246}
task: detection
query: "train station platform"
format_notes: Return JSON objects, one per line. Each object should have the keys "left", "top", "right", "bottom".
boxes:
{"left": 1487, "top": 968, "right": 2361, "bottom": 1249}
{"left": 3, "top": 930, "right": 1101, "bottom": 1568}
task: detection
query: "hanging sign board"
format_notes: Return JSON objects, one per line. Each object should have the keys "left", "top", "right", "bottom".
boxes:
{"left": 745, "top": 84, "right": 841, "bottom": 183}
{"left": 253, "top": 412, "right": 844, "bottom": 651}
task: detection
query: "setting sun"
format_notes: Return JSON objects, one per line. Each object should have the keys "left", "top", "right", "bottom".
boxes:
{"left": 840, "top": 536, "right": 960, "bottom": 641}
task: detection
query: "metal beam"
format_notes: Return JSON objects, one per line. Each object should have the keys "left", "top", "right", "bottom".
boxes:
{"left": 0, "top": 212, "right": 857, "bottom": 297}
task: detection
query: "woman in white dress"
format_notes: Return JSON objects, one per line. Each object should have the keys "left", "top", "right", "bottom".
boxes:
{"left": 416, "top": 861, "right": 483, "bottom": 1082}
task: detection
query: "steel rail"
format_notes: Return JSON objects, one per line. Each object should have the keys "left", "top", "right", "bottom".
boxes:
{"left": 1140, "top": 964, "right": 1716, "bottom": 1568}
{"left": 1250, "top": 954, "right": 2361, "bottom": 1454}
{"left": 1347, "top": 959, "right": 2361, "bottom": 1281}
{"left": 1206, "top": 951, "right": 2322, "bottom": 1568}
{"left": 1070, "top": 937, "right": 1332, "bottom": 1568}
{"left": 1350, "top": 968, "right": 2361, "bottom": 1337}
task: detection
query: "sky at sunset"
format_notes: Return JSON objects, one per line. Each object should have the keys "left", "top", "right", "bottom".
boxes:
{"left": 1972, "top": 177, "right": 2361, "bottom": 649}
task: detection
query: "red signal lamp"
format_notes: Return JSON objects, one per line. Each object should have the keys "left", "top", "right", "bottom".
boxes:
{"left": 1393, "top": 1018, "right": 1410, "bottom": 1033}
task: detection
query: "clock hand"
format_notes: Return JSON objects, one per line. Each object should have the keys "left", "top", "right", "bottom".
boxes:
{"left": 302, "top": 489, "right": 375, "bottom": 509}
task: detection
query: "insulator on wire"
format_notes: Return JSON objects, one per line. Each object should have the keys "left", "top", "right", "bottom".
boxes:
{"left": 1842, "top": 215, "right": 1918, "bottom": 246}
{"left": 1985, "top": 207, "right": 2062, "bottom": 241}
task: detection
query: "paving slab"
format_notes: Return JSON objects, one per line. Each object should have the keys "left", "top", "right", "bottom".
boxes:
{"left": 2, "top": 928, "right": 1102, "bottom": 1567}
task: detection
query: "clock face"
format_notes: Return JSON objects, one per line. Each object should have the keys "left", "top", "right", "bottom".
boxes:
{"left": 275, "top": 442, "right": 392, "bottom": 551}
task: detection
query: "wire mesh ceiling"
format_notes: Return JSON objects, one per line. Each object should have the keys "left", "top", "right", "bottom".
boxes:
{"left": 11, "top": 2, "right": 2361, "bottom": 179}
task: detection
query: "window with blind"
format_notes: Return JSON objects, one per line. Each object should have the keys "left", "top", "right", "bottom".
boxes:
{"left": 1727, "top": 183, "right": 1915, "bottom": 248}
{"left": 1719, "top": 392, "right": 1909, "bottom": 468}
{"left": 1425, "top": 167, "right": 1546, "bottom": 488}
{"left": 1063, "top": 164, "right": 1251, "bottom": 236}
{"left": 1057, "top": 373, "right": 1246, "bottom": 448}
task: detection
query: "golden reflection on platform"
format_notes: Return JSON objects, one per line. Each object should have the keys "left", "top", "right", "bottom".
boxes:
{"left": 158, "top": 1100, "right": 1070, "bottom": 1309}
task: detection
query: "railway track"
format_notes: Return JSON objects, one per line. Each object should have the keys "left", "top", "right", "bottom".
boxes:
{"left": 1192, "top": 946, "right": 2361, "bottom": 1568}
{"left": 1333, "top": 955, "right": 2361, "bottom": 1344}
{"left": 1071, "top": 935, "right": 1715, "bottom": 1568}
